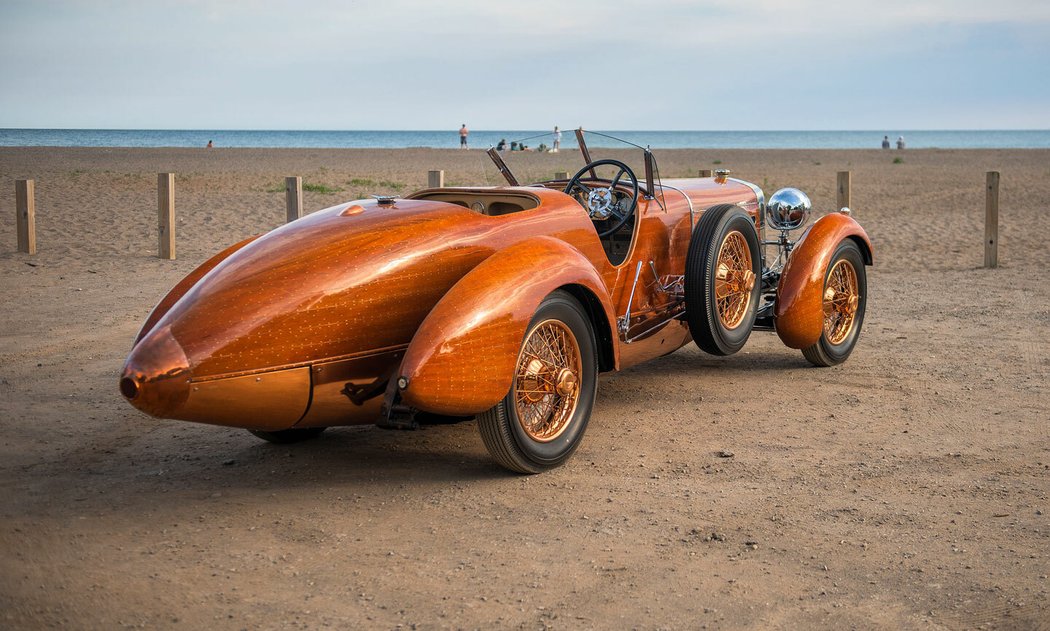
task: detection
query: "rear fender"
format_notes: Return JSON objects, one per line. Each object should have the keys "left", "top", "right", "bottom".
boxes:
{"left": 135, "top": 235, "right": 260, "bottom": 344}
{"left": 399, "top": 237, "right": 615, "bottom": 416}
{"left": 774, "top": 213, "right": 872, "bottom": 349}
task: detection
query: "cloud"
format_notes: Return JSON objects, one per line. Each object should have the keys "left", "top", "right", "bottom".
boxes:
{"left": 1, "top": 0, "right": 1048, "bottom": 128}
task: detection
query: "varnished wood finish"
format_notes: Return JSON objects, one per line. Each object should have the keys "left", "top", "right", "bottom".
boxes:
{"left": 124, "top": 189, "right": 606, "bottom": 426}
{"left": 399, "top": 237, "right": 615, "bottom": 416}
{"left": 774, "top": 213, "right": 873, "bottom": 349}
{"left": 124, "top": 320, "right": 311, "bottom": 430}
{"left": 121, "top": 324, "right": 190, "bottom": 419}
{"left": 135, "top": 235, "right": 260, "bottom": 345}
{"left": 298, "top": 347, "right": 405, "bottom": 427}
{"left": 122, "top": 172, "right": 777, "bottom": 429}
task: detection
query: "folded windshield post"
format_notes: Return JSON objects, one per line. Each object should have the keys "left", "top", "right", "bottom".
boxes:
{"left": 487, "top": 147, "right": 519, "bottom": 186}
{"left": 575, "top": 128, "right": 597, "bottom": 179}
{"left": 644, "top": 150, "right": 655, "bottom": 200}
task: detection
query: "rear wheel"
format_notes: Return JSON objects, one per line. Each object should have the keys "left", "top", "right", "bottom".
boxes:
{"left": 802, "top": 239, "right": 867, "bottom": 366}
{"left": 685, "top": 204, "right": 762, "bottom": 355}
{"left": 248, "top": 427, "right": 326, "bottom": 444}
{"left": 477, "top": 291, "right": 597, "bottom": 474}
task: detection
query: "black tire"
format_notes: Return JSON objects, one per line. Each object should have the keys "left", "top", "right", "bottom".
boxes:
{"left": 802, "top": 240, "right": 867, "bottom": 367}
{"left": 248, "top": 426, "right": 326, "bottom": 444}
{"left": 685, "top": 204, "right": 762, "bottom": 355}
{"left": 477, "top": 290, "right": 598, "bottom": 474}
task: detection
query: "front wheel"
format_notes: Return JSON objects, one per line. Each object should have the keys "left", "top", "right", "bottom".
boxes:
{"left": 477, "top": 290, "right": 597, "bottom": 474}
{"left": 685, "top": 204, "right": 762, "bottom": 355}
{"left": 802, "top": 239, "right": 867, "bottom": 366}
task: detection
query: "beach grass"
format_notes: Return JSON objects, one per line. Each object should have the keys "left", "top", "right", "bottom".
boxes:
{"left": 266, "top": 181, "right": 345, "bottom": 194}
{"left": 302, "top": 182, "right": 343, "bottom": 194}
{"left": 350, "top": 177, "right": 405, "bottom": 190}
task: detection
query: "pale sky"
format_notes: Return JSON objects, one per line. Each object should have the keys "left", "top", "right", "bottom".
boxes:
{"left": 1, "top": 0, "right": 1048, "bottom": 130}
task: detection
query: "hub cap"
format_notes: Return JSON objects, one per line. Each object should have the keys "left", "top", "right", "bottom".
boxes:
{"left": 514, "top": 320, "right": 581, "bottom": 442}
{"left": 822, "top": 258, "right": 860, "bottom": 345}
{"left": 714, "top": 231, "right": 754, "bottom": 330}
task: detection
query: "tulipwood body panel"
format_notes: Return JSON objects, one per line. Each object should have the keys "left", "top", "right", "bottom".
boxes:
{"left": 122, "top": 177, "right": 764, "bottom": 429}
{"left": 135, "top": 235, "right": 260, "bottom": 344}
{"left": 399, "top": 237, "right": 616, "bottom": 416}
{"left": 774, "top": 213, "right": 873, "bottom": 349}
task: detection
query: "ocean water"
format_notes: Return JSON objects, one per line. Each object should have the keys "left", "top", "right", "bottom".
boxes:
{"left": 1, "top": 128, "right": 1048, "bottom": 149}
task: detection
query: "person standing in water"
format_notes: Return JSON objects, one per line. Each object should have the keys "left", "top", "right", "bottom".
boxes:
{"left": 459, "top": 124, "right": 469, "bottom": 149}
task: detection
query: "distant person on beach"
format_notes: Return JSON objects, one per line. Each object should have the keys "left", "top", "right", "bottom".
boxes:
{"left": 882, "top": 135, "right": 890, "bottom": 149}
{"left": 206, "top": 140, "right": 213, "bottom": 148}
{"left": 553, "top": 126, "right": 561, "bottom": 152}
{"left": 897, "top": 136, "right": 906, "bottom": 150}
{"left": 496, "top": 138, "right": 507, "bottom": 152}
{"left": 459, "top": 124, "right": 469, "bottom": 149}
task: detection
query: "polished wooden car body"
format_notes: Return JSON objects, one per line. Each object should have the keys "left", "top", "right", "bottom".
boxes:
{"left": 121, "top": 147, "right": 871, "bottom": 434}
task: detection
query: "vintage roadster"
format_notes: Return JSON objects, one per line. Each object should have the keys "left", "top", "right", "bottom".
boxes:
{"left": 120, "top": 130, "right": 871, "bottom": 473}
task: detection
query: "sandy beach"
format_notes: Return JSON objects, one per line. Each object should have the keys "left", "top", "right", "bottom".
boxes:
{"left": 1, "top": 146, "right": 1048, "bottom": 629}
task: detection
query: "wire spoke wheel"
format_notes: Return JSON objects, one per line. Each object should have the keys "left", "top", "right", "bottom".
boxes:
{"left": 514, "top": 320, "right": 581, "bottom": 442}
{"left": 685, "top": 204, "right": 761, "bottom": 356}
{"left": 477, "top": 291, "right": 597, "bottom": 474}
{"left": 714, "top": 231, "right": 756, "bottom": 330}
{"left": 822, "top": 258, "right": 859, "bottom": 345}
{"left": 802, "top": 239, "right": 867, "bottom": 367}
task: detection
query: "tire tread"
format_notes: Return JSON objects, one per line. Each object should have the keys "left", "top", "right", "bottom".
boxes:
{"left": 478, "top": 405, "right": 540, "bottom": 474}
{"left": 685, "top": 204, "right": 761, "bottom": 355}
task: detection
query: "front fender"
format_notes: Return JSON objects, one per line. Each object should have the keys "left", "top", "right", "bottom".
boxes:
{"left": 399, "top": 237, "right": 615, "bottom": 416}
{"left": 134, "top": 235, "right": 260, "bottom": 345}
{"left": 774, "top": 213, "right": 872, "bottom": 349}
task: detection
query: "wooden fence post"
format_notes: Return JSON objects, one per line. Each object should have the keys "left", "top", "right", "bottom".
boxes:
{"left": 985, "top": 171, "right": 999, "bottom": 269}
{"left": 428, "top": 170, "right": 445, "bottom": 188}
{"left": 836, "top": 171, "right": 851, "bottom": 210}
{"left": 15, "top": 179, "right": 36, "bottom": 255}
{"left": 699, "top": 169, "right": 712, "bottom": 177}
{"left": 555, "top": 171, "right": 568, "bottom": 180}
{"left": 157, "top": 173, "right": 175, "bottom": 260}
{"left": 285, "top": 176, "right": 303, "bottom": 223}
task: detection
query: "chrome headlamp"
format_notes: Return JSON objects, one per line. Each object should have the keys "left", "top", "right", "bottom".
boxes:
{"left": 766, "top": 188, "right": 811, "bottom": 231}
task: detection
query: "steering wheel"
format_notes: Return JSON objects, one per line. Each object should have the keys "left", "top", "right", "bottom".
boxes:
{"left": 564, "top": 159, "right": 639, "bottom": 238}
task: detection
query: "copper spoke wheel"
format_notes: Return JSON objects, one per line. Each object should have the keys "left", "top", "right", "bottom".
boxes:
{"left": 477, "top": 291, "right": 597, "bottom": 474}
{"left": 513, "top": 319, "right": 581, "bottom": 442}
{"left": 802, "top": 239, "right": 867, "bottom": 367}
{"left": 822, "top": 258, "right": 859, "bottom": 345}
{"left": 684, "top": 204, "right": 761, "bottom": 356}
{"left": 714, "top": 231, "right": 756, "bottom": 330}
